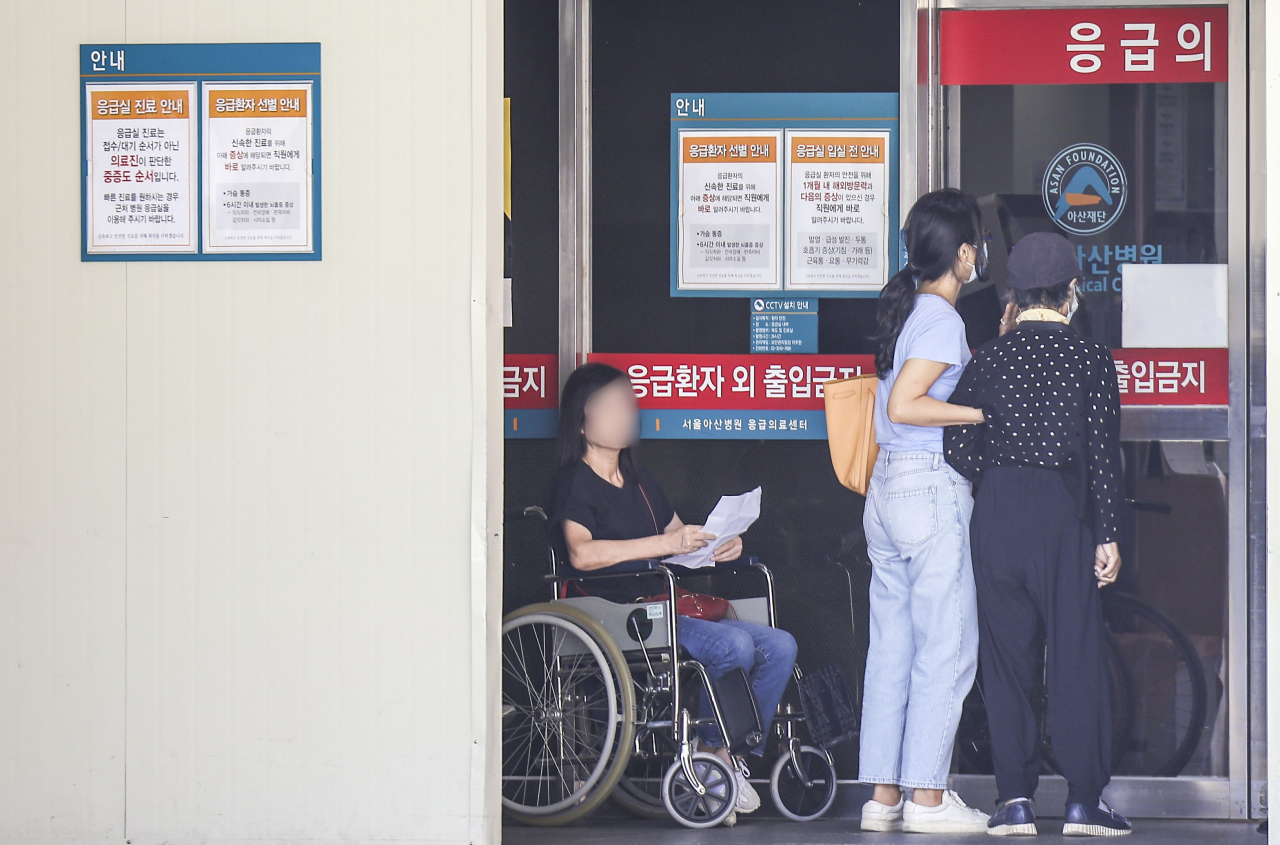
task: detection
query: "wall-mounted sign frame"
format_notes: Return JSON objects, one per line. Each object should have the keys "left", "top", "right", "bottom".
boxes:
{"left": 669, "top": 93, "right": 899, "bottom": 297}
{"left": 80, "top": 43, "right": 321, "bottom": 261}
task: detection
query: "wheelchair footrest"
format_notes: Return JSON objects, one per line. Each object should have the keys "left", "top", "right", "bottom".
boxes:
{"left": 709, "top": 667, "right": 764, "bottom": 756}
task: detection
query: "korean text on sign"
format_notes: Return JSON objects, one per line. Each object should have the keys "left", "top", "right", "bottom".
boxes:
{"left": 676, "top": 130, "right": 784, "bottom": 292}
{"left": 785, "top": 129, "right": 891, "bottom": 293}
{"left": 1110, "top": 348, "right": 1227, "bottom": 406}
{"left": 85, "top": 84, "right": 197, "bottom": 254}
{"left": 202, "top": 83, "right": 314, "bottom": 253}
{"left": 939, "top": 7, "right": 1229, "bottom": 86}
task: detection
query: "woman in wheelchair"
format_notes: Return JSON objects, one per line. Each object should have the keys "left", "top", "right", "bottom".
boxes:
{"left": 546, "top": 362, "right": 799, "bottom": 819}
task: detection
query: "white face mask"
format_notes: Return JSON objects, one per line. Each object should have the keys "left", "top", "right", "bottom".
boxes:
{"left": 960, "top": 243, "right": 987, "bottom": 284}
{"left": 1067, "top": 288, "right": 1079, "bottom": 321}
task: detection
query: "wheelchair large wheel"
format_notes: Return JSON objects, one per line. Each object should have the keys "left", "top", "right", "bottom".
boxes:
{"left": 1100, "top": 590, "right": 1208, "bottom": 777}
{"left": 612, "top": 751, "right": 674, "bottom": 820}
{"left": 661, "top": 752, "right": 739, "bottom": 829}
{"left": 770, "top": 745, "right": 837, "bottom": 821}
{"left": 501, "top": 603, "right": 635, "bottom": 826}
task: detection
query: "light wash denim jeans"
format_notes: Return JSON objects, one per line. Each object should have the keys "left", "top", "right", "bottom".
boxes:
{"left": 859, "top": 450, "right": 978, "bottom": 789}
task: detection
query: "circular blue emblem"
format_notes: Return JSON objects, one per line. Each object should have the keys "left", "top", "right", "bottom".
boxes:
{"left": 1042, "top": 143, "right": 1128, "bottom": 236}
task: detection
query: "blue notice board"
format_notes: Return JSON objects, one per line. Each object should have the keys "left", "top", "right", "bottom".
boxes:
{"left": 670, "top": 92, "right": 899, "bottom": 298}
{"left": 80, "top": 43, "right": 321, "bottom": 261}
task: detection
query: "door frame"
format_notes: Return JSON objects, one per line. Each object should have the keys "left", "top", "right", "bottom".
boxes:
{"left": 555, "top": 0, "right": 1263, "bottom": 819}
{"left": 901, "top": 0, "right": 1258, "bottom": 819}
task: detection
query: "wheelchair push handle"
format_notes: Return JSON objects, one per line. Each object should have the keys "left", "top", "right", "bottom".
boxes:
{"left": 504, "top": 504, "right": 547, "bottom": 523}
{"left": 1125, "top": 497, "right": 1173, "bottom": 516}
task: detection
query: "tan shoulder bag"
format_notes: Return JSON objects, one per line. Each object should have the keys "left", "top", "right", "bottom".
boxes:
{"left": 822, "top": 373, "right": 880, "bottom": 496}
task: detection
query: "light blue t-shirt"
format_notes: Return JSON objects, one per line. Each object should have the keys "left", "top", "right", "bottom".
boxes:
{"left": 873, "top": 293, "right": 971, "bottom": 453}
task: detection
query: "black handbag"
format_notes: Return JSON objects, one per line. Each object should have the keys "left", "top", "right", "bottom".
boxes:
{"left": 796, "top": 663, "right": 860, "bottom": 749}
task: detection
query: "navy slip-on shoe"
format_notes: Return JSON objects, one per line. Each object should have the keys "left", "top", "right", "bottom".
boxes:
{"left": 1063, "top": 801, "right": 1132, "bottom": 836}
{"left": 987, "top": 799, "right": 1037, "bottom": 836}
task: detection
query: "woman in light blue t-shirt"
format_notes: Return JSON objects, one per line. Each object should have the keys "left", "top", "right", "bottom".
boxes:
{"left": 857, "top": 189, "right": 993, "bottom": 835}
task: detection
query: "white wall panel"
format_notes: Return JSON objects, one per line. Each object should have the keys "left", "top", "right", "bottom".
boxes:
{"left": 0, "top": 1, "right": 502, "bottom": 842}
{"left": 0, "top": 1, "right": 128, "bottom": 842}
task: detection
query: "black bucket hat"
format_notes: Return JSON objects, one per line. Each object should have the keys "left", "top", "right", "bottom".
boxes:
{"left": 1006, "top": 232, "right": 1079, "bottom": 290}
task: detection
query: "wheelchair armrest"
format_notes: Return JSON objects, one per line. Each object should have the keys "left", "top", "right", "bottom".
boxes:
{"left": 542, "top": 559, "right": 665, "bottom": 582}
{"left": 712, "top": 555, "right": 762, "bottom": 570}
{"left": 657, "top": 555, "right": 762, "bottom": 577}
{"left": 668, "top": 557, "right": 777, "bottom": 627}
{"left": 545, "top": 564, "right": 682, "bottom": 614}
{"left": 546, "top": 555, "right": 764, "bottom": 581}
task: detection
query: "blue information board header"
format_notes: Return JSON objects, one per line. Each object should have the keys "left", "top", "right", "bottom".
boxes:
{"left": 80, "top": 42, "right": 321, "bottom": 262}
{"left": 670, "top": 92, "right": 900, "bottom": 299}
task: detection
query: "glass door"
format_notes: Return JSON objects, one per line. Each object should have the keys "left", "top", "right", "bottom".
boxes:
{"left": 905, "top": 0, "right": 1253, "bottom": 819}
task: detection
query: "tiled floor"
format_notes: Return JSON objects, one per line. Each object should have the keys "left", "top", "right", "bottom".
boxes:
{"left": 504, "top": 816, "right": 1264, "bottom": 844}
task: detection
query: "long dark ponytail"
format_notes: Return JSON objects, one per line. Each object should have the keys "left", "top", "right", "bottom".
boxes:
{"left": 872, "top": 188, "right": 984, "bottom": 378}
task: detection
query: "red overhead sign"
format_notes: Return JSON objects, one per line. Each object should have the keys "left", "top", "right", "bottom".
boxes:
{"left": 500, "top": 349, "right": 1229, "bottom": 411}
{"left": 940, "top": 7, "right": 1228, "bottom": 86}
{"left": 502, "top": 354, "right": 557, "bottom": 409}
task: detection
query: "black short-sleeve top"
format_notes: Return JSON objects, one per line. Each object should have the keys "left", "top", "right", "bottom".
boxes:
{"left": 544, "top": 459, "right": 676, "bottom": 603}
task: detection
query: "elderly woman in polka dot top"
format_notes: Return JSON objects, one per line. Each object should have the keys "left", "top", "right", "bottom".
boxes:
{"left": 944, "top": 231, "right": 1130, "bottom": 837}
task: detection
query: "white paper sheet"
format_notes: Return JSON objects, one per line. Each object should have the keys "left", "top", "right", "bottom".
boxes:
{"left": 662, "top": 487, "right": 762, "bottom": 569}
{"left": 1121, "top": 263, "right": 1227, "bottom": 348}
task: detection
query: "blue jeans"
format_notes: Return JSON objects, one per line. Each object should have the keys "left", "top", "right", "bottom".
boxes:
{"left": 677, "top": 617, "right": 797, "bottom": 755}
{"left": 859, "top": 450, "right": 978, "bottom": 789}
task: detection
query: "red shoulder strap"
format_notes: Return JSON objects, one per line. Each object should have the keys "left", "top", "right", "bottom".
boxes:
{"left": 637, "top": 482, "right": 661, "bottom": 535}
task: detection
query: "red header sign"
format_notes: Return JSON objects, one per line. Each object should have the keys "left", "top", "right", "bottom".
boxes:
{"left": 940, "top": 7, "right": 1228, "bottom": 86}
{"left": 591, "top": 354, "right": 871, "bottom": 411}
{"left": 502, "top": 348, "right": 1227, "bottom": 411}
{"left": 502, "top": 354, "right": 557, "bottom": 409}
{"left": 1110, "top": 347, "right": 1227, "bottom": 406}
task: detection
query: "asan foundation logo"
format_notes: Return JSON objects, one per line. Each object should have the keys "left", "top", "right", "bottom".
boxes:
{"left": 1042, "top": 143, "right": 1128, "bottom": 236}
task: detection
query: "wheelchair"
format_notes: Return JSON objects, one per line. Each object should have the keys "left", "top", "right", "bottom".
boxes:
{"left": 501, "top": 506, "right": 839, "bottom": 829}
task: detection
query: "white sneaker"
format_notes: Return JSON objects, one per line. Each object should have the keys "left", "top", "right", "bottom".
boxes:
{"left": 861, "top": 795, "right": 905, "bottom": 832}
{"left": 903, "top": 790, "right": 991, "bottom": 833}
{"left": 733, "top": 761, "right": 761, "bottom": 813}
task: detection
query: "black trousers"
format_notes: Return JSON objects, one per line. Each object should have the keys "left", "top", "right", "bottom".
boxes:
{"left": 970, "top": 465, "right": 1111, "bottom": 807}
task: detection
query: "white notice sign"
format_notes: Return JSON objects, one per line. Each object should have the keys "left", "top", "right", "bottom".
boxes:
{"left": 785, "top": 129, "right": 890, "bottom": 292}
{"left": 85, "top": 83, "right": 197, "bottom": 253}
{"left": 677, "top": 129, "right": 782, "bottom": 291}
{"left": 203, "top": 82, "right": 313, "bottom": 253}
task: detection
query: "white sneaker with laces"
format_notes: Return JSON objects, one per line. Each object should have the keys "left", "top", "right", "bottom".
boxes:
{"left": 861, "top": 795, "right": 905, "bottom": 832}
{"left": 733, "top": 760, "right": 761, "bottom": 813}
{"left": 903, "top": 789, "right": 991, "bottom": 833}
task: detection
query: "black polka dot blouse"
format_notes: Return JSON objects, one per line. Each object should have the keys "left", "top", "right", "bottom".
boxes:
{"left": 944, "top": 321, "right": 1124, "bottom": 544}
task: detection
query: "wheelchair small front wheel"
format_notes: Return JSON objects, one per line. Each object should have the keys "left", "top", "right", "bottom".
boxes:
{"left": 661, "top": 752, "right": 739, "bottom": 829}
{"left": 769, "top": 745, "right": 837, "bottom": 821}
